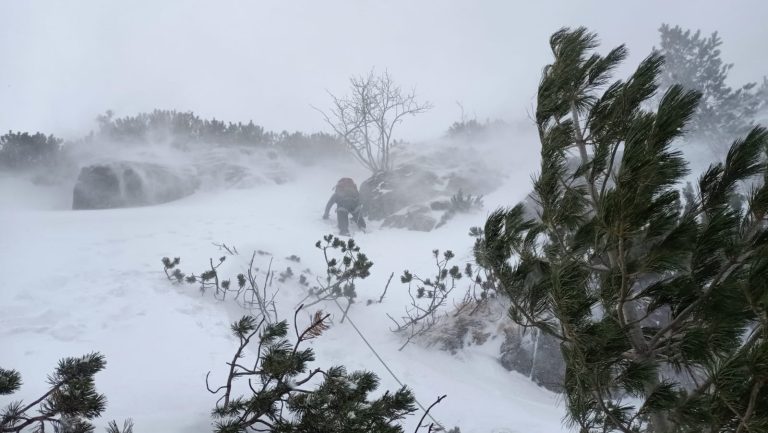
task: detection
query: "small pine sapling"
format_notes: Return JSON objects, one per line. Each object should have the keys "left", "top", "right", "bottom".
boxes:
{"left": 162, "top": 255, "right": 229, "bottom": 297}
{"left": 161, "top": 246, "right": 279, "bottom": 324}
{"left": 453, "top": 262, "right": 499, "bottom": 317}
{"left": 298, "top": 235, "right": 373, "bottom": 323}
{"left": 387, "top": 250, "right": 463, "bottom": 350}
{"left": 207, "top": 306, "right": 418, "bottom": 433}
{"left": 436, "top": 190, "right": 484, "bottom": 228}
{"left": 0, "top": 353, "right": 107, "bottom": 433}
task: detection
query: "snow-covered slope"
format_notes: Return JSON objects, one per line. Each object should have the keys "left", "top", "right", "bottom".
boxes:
{"left": 1, "top": 150, "right": 567, "bottom": 432}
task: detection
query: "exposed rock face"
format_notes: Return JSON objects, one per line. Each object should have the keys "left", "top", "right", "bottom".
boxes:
{"left": 381, "top": 205, "right": 438, "bottom": 232}
{"left": 499, "top": 328, "right": 565, "bottom": 393}
{"left": 73, "top": 162, "right": 199, "bottom": 210}
{"left": 359, "top": 165, "right": 440, "bottom": 221}
{"left": 429, "top": 200, "right": 451, "bottom": 211}
{"left": 358, "top": 157, "right": 495, "bottom": 231}
{"left": 73, "top": 165, "right": 121, "bottom": 209}
{"left": 413, "top": 297, "right": 566, "bottom": 392}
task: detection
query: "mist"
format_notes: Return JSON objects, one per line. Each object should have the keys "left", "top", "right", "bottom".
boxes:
{"left": 2, "top": 1, "right": 767, "bottom": 141}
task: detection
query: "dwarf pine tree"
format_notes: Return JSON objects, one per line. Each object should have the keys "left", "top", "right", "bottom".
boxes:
{"left": 655, "top": 24, "right": 768, "bottom": 153}
{"left": 475, "top": 27, "right": 768, "bottom": 433}
{"left": 1, "top": 353, "right": 107, "bottom": 433}
{"left": 208, "top": 310, "right": 417, "bottom": 433}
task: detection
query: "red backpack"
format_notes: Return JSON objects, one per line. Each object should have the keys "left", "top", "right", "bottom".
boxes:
{"left": 335, "top": 177, "right": 358, "bottom": 194}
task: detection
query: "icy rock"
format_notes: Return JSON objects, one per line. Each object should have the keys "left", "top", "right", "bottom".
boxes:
{"left": 430, "top": 199, "right": 451, "bottom": 211}
{"left": 72, "top": 162, "right": 199, "bottom": 209}
{"left": 380, "top": 205, "right": 437, "bottom": 232}
{"left": 359, "top": 165, "right": 440, "bottom": 220}
{"left": 499, "top": 328, "right": 565, "bottom": 392}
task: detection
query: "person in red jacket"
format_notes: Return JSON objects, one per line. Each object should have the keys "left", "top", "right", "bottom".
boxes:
{"left": 323, "top": 177, "right": 366, "bottom": 236}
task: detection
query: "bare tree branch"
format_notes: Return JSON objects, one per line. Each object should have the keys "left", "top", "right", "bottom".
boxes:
{"left": 316, "top": 69, "right": 432, "bottom": 173}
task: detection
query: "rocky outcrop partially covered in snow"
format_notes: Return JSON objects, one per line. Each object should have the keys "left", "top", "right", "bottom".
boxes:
{"left": 359, "top": 165, "right": 440, "bottom": 221}
{"left": 356, "top": 132, "right": 513, "bottom": 232}
{"left": 72, "top": 162, "right": 199, "bottom": 210}
{"left": 500, "top": 327, "right": 565, "bottom": 393}
{"left": 359, "top": 162, "right": 491, "bottom": 231}
{"left": 417, "top": 299, "right": 566, "bottom": 393}
{"left": 381, "top": 204, "right": 438, "bottom": 232}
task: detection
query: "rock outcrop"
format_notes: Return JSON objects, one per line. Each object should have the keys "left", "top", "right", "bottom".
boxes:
{"left": 499, "top": 328, "right": 565, "bottom": 392}
{"left": 359, "top": 165, "right": 441, "bottom": 221}
{"left": 73, "top": 162, "right": 199, "bottom": 210}
{"left": 380, "top": 205, "right": 438, "bottom": 232}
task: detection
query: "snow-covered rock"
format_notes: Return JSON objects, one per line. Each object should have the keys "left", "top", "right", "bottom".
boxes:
{"left": 500, "top": 328, "right": 565, "bottom": 393}
{"left": 72, "top": 161, "right": 199, "bottom": 209}
{"left": 381, "top": 204, "right": 438, "bottom": 232}
{"left": 359, "top": 164, "right": 441, "bottom": 221}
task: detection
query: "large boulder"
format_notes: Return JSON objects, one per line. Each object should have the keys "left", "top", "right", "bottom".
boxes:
{"left": 359, "top": 165, "right": 440, "bottom": 220}
{"left": 499, "top": 328, "right": 565, "bottom": 392}
{"left": 73, "top": 162, "right": 199, "bottom": 210}
{"left": 407, "top": 296, "right": 566, "bottom": 392}
{"left": 381, "top": 205, "right": 438, "bottom": 232}
{"left": 358, "top": 159, "right": 494, "bottom": 232}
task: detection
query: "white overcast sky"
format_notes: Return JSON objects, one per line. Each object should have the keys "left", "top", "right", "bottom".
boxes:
{"left": 1, "top": 0, "right": 767, "bottom": 141}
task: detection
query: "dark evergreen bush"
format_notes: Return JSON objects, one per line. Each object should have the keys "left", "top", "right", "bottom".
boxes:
{"left": 476, "top": 27, "right": 768, "bottom": 433}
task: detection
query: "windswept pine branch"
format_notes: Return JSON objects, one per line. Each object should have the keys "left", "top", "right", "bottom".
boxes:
{"left": 208, "top": 306, "right": 419, "bottom": 433}
{"left": 475, "top": 26, "right": 768, "bottom": 433}
{"left": 0, "top": 354, "right": 108, "bottom": 433}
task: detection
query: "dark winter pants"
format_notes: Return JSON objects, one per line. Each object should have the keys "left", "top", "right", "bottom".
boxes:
{"left": 337, "top": 207, "right": 366, "bottom": 235}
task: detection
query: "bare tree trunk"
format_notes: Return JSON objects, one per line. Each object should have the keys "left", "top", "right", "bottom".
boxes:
{"left": 573, "top": 99, "right": 670, "bottom": 433}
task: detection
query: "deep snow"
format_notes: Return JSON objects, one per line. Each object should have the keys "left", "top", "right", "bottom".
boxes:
{"left": 1, "top": 152, "right": 568, "bottom": 432}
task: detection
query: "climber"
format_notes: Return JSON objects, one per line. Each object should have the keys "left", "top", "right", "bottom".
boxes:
{"left": 323, "top": 177, "right": 366, "bottom": 236}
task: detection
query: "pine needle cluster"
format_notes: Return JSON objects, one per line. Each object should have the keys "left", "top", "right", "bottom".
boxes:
{"left": 1, "top": 354, "right": 107, "bottom": 433}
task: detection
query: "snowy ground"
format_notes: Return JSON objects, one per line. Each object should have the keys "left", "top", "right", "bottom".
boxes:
{"left": 1, "top": 153, "right": 569, "bottom": 432}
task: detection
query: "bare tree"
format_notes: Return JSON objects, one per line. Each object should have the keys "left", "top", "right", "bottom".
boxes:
{"left": 316, "top": 70, "right": 432, "bottom": 173}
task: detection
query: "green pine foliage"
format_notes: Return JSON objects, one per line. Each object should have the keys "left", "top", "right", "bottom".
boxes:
{"left": 446, "top": 117, "right": 507, "bottom": 140}
{"left": 0, "top": 131, "right": 63, "bottom": 170}
{"left": 436, "top": 190, "right": 485, "bottom": 228}
{"left": 475, "top": 27, "right": 768, "bottom": 433}
{"left": 208, "top": 310, "right": 417, "bottom": 433}
{"left": 162, "top": 248, "right": 283, "bottom": 324}
{"left": 303, "top": 236, "right": 374, "bottom": 322}
{"left": 655, "top": 24, "right": 768, "bottom": 153}
{"left": 390, "top": 250, "right": 464, "bottom": 350}
{"left": 0, "top": 370, "right": 22, "bottom": 397}
{"left": 95, "top": 109, "right": 271, "bottom": 146}
{"left": 92, "top": 109, "right": 347, "bottom": 162}
{"left": 104, "top": 419, "right": 134, "bottom": 433}
{"left": 0, "top": 353, "right": 107, "bottom": 433}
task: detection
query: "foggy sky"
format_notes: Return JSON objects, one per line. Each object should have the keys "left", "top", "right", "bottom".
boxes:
{"left": 2, "top": 0, "right": 767, "bottom": 142}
